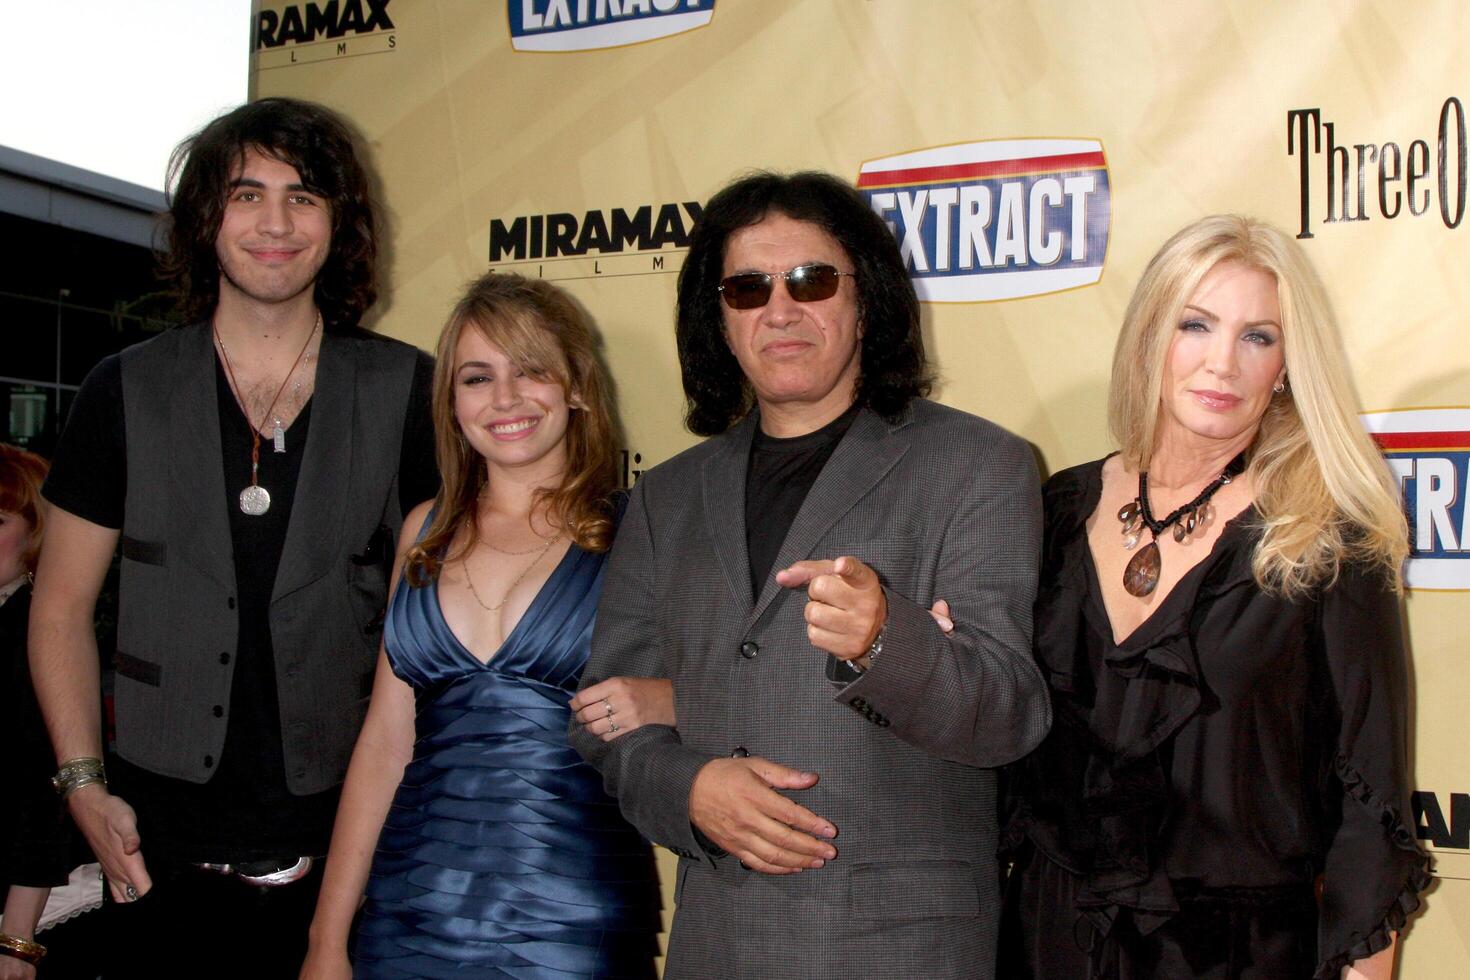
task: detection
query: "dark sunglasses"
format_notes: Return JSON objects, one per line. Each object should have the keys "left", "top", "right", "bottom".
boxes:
{"left": 717, "top": 263, "right": 855, "bottom": 310}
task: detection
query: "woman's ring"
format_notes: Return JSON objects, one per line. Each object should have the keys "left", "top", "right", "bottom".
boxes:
{"left": 604, "top": 699, "right": 615, "bottom": 717}
{"left": 125, "top": 884, "right": 139, "bottom": 902}
{"left": 609, "top": 720, "right": 619, "bottom": 733}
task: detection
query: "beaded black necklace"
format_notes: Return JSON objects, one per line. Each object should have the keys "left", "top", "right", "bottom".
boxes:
{"left": 1118, "top": 452, "right": 1246, "bottom": 597}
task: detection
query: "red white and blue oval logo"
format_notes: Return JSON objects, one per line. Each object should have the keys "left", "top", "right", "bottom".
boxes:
{"left": 856, "top": 139, "right": 1111, "bottom": 303}
{"left": 1364, "top": 407, "right": 1470, "bottom": 591}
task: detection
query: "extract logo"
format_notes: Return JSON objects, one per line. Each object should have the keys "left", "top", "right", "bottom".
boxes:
{"left": 857, "top": 139, "right": 1111, "bottom": 303}
{"left": 1363, "top": 407, "right": 1470, "bottom": 590}
{"left": 508, "top": 0, "right": 715, "bottom": 52}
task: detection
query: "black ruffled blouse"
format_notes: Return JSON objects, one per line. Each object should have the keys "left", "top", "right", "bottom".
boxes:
{"left": 1008, "top": 458, "right": 1430, "bottom": 978}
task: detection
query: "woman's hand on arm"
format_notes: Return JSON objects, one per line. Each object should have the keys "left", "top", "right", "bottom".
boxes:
{"left": 571, "top": 677, "right": 674, "bottom": 741}
{"left": 928, "top": 598, "right": 953, "bottom": 633}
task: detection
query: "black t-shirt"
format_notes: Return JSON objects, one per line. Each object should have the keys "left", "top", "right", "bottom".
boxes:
{"left": 43, "top": 330, "right": 437, "bottom": 862}
{"left": 744, "top": 401, "right": 862, "bottom": 597}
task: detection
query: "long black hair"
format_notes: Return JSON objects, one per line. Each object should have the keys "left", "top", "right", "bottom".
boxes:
{"left": 675, "top": 170, "right": 931, "bottom": 435}
{"left": 159, "top": 97, "right": 379, "bottom": 329}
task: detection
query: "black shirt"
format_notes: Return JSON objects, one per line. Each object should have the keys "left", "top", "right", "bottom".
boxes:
{"left": 743, "top": 401, "right": 861, "bottom": 597}
{"left": 43, "top": 331, "right": 436, "bottom": 861}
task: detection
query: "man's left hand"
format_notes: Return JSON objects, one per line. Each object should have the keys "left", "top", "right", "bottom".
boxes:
{"left": 776, "top": 556, "right": 886, "bottom": 661}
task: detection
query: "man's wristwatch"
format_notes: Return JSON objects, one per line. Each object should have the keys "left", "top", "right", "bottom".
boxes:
{"left": 865, "top": 628, "right": 884, "bottom": 665}
{"left": 51, "top": 757, "right": 106, "bottom": 797}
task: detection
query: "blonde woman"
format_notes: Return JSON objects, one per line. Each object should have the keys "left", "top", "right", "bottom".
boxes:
{"left": 1002, "top": 216, "right": 1428, "bottom": 979}
{"left": 301, "top": 274, "right": 665, "bottom": 979}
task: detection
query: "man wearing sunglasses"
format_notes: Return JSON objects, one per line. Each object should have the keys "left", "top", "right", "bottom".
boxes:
{"left": 572, "top": 171, "right": 1048, "bottom": 978}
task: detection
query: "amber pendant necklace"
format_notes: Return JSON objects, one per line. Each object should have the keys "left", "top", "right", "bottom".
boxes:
{"left": 1118, "top": 452, "right": 1245, "bottom": 597}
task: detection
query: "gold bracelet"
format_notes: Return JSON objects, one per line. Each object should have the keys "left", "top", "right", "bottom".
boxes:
{"left": 0, "top": 933, "right": 47, "bottom": 964}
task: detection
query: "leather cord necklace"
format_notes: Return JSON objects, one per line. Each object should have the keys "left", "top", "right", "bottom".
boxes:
{"left": 214, "top": 314, "right": 320, "bottom": 515}
{"left": 1118, "top": 452, "right": 1246, "bottom": 597}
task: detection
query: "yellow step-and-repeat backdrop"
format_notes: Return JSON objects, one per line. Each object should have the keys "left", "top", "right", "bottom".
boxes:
{"left": 253, "top": 1, "right": 1469, "bottom": 971}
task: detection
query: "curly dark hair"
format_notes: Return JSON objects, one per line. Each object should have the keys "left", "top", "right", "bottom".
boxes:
{"left": 158, "top": 97, "right": 378, "bottom": 329}
{"left": 675, "top": 170, "right": 931, "bottom": 435}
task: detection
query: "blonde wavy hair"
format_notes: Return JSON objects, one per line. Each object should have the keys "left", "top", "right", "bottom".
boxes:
{"left": 1108, "top": 214, "right": 1407, "bottom": 597}
{"left": 405, "top": 273, "right": 620, "bottom": 587}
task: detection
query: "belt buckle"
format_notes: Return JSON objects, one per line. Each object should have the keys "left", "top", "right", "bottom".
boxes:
{"left": 238, "top": 855, "right": 314, "bottom": 887}
{"left": 195, "top": 855, "right": 314, "bottom": 887}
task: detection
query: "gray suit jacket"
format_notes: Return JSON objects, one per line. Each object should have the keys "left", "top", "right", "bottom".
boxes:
{"left": 572, "top": 399, "right": 1049, "bottom": 978}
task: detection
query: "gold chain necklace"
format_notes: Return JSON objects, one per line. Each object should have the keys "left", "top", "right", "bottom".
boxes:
{"left": 462, "top": 533, "right": 559, "bottom": 612}
{"left": 482, "top": 534, "right": 560, "bottom": 556}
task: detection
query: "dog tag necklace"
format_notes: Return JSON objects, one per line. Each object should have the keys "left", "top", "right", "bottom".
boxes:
{"left": 1117, "top": 452, "right": 1245, "bottom": 597}
{"left": 215, "top": 315, "right": 320, "bottom": 516}
{"left": 269, "top": 343, "right": 316, "bottom": 453}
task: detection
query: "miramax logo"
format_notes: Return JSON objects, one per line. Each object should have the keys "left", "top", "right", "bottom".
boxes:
{"left": 254, "top": 0, "right": 396, "bottom": 70}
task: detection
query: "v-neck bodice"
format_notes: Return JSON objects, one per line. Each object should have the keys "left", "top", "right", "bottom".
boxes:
{"left": 382, "top": 541, "right": 602, "bottom": 692}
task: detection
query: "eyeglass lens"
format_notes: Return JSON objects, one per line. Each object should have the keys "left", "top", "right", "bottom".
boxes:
{"left": 719, "top": 264, "right": 845, "bottom": 310}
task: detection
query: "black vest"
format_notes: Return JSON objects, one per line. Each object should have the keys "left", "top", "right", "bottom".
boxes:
{"left": 116, "top": 322, "right": 419, "bottom": 793}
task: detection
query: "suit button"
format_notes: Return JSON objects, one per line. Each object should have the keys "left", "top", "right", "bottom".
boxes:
{"left": 203, "top": 755, "right": 214, "bottom": 768}
{"left": 219, "top": 652, "right": 231, "bottom": 665}
{"left": 739, "top": 641, "right": 759, "bottom": 660}
{"left": 731, "top": 746, "right": 749, "bottom": 758}
{"left": 227, "top": 597, "right": 236, "bottom": 610}
{"left": 212, "top": 704, "right": 224, "bottom": 718}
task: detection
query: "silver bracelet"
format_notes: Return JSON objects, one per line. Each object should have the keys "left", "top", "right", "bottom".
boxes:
{"left": 51, "top": 757, "right": 106, "bottom": 798}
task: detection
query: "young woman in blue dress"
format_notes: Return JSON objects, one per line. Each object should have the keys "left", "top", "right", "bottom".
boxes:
{"left": 301, "top": 273, "right": 668, "bottom": 979}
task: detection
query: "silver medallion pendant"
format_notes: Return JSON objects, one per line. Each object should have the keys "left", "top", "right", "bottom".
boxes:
{"left": 239, "top": 484, "right": 272, "bottom": 516}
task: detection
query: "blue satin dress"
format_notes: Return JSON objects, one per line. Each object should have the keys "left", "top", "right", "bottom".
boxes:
{"left": 353, "top": 538, "right": 661, "bottom": 978}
